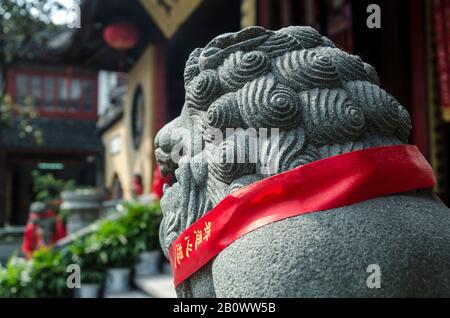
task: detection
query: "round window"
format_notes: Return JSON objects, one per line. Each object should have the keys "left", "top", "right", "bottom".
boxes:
{"left": 131, "top": 86, "right": 144, "bottom": 150}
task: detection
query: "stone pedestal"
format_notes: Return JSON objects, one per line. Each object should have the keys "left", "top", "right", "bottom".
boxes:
{"left": 61, "top": 189, "right": 103, "bottom": 234}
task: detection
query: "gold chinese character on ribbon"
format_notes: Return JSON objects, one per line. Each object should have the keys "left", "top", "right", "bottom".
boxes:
{"left": 194, "top": 230, "right": 203, "bottom": 250}
{"left": 184, "top": 236, "right": 193, "bottom": 258}
{"left": 175, "top": 243, "right": 183, "bottom": 268}
{"left": 204, "top": 221, "right": 212, "bottom": 242}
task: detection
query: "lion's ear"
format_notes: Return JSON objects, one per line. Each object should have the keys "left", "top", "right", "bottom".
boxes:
{"left": 198, "top": 26, "right": 270, "bottom": 71}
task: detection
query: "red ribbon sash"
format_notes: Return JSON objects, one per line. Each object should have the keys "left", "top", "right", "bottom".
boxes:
{"left": 169, "top": 145, "right": 436, "bottom": 287}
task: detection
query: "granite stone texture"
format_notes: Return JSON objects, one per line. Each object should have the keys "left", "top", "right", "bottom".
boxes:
{"left": 154, "top": 26, "right": 450, "bottom": 297}
{"left": 212, "top": 191, "right": 450, "bottom": 297}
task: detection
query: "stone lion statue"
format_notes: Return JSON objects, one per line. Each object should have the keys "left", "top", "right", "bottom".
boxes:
{"left": 155, "top": 26, "right": 450, "bottom": 297}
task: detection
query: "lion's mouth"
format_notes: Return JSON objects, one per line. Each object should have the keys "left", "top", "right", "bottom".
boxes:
{"left": 155, "top": 142, "right": 180, "bottom": 198}
{"left": 162, "top": 168, "right": 179, "bottom": 195}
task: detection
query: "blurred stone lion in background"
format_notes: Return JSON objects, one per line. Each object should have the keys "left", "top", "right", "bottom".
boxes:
{"left": 155, "top": 26, "right": 450, "bottom": 297}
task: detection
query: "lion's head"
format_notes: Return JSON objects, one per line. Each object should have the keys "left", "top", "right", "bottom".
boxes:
{"left": 155, "top": 26, "right": 411, "bottom": 256}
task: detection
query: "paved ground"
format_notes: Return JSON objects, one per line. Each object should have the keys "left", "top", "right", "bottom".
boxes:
{"left": 102, "top": 274, "right": 176, "bottom": 298}
{"left": 135, "top": 274, "right": 177, "bottom": 298}
{"left": 80, "top": 273, "right": 176, "bottom": 298}
{"left": 105, "top": 290, "right": 151, "bottom": 298}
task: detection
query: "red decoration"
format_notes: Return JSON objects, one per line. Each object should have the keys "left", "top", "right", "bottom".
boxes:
{"left": 133, "top": 174, "right": 143, "bottom": 196}
{"left": 22, "top": 222, "right": 44, "bottom": 258}
{"left": 434, "top": 0, "right": 450, "bottom": 122}
{"left": 103, "top": 21, "right": 139, "bottom": 50}
{"left": 169, "top": 145, "right": 435, "bottom": 286}
{"left": 21, "top": 210, "right": 66, "bottom": 258}
{"left": 151, "top": 165, "right": 173, "bottom": 199}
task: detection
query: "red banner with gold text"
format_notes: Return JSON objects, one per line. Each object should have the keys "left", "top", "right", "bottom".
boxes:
{"left": 169, "top": 145, "right": 436, "bottom": 287}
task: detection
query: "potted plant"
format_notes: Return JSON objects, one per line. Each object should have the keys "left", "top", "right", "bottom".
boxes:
{"left": 68, "top": 238, "right": 105, "bottom": 298}
{"left": 122, "top": 201, "right": 162, "bottom": 277}
{"left": 93, "top": 220, "right": 136, "bottom": 294}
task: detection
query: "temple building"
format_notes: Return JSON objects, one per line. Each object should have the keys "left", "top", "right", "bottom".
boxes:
{"left": 0, "top": 27, "right": 103, "bottom": 227}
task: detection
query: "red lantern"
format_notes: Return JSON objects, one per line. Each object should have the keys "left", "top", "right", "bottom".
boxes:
{"left": 103, "top": 21, "right": 139, "bottom": 51}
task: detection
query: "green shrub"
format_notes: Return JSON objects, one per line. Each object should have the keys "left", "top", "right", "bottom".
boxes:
{"left": 121, "top": 201, "right": 162, "bottom": 255}
{"left": 31, "top": 170, "right": 75, "bottom": 204}
{"left": 68, "top": 238, "right": 105, "bottom": 284}
{"left": 89, "top": 200, "right": 162, "bottom": 268}
{"left": 29, "top": 248, "right": 72, "bottom": 298}
{"left": 91, "top": 219, "right": 136, "bottom": 269}
{"left": 0, "top": 248, "right": 71, "bottom": 298}
{"left": 0, "top": 255, "right": 36, "bottom": 298}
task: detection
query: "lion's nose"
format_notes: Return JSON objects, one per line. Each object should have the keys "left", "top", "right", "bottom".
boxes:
{"left": 155, "top": 118, "right": 182, "bottom": 176}
{"left": 155, "top": 117, "right": 181, "bottom": 151}
{"left": 155, "top": 127, "right": 171, "bottom": 153}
